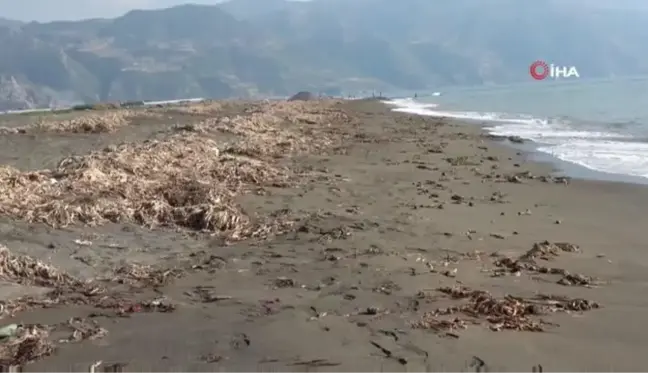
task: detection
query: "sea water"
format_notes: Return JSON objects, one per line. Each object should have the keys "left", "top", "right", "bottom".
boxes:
{"left": 385, "top": 77, "right": 648, "bottom": 181}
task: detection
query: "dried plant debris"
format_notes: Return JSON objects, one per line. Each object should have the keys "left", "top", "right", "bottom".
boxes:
{"left": 185, "top": 286, "right": 232, "bottom": 303}
{"left": 492, "top": 257, "right": 549, "bottom": 275}
{"left": 0, "top": 110, "right": 161, "bottom": 135}
{"left": 90, "top": 296, "right": 176, "bottom": 316}
{"left": 139, "top": 297, "right": 175, "bottom": 313}
{"left": 412, "top": 286, "right": 599, "bottom": 335}
{"left": 411, "top": 316, "right": 471, "bottom": 334}
{"left": 183, "top": 101, "right": 355, "bottom": 157}
{"left": 113, "top": 263, "right": 182, "bottom": 287}
{"left": 273, "top": 277, "right": 296, "bottom": 288}
{"left": 445, "top": 156, "right": 479, "bottom": 166}
{"left": 0, "top": 134, "right": 293, "bottom": 240}
{"left": 520, "top": 241, "right": 580, "bottom": 261}
{"left": 539, "top": 175, "right": 570, "bottom": 184}
{"left": 531, "top": 294, "right": 599, "bottom": 312}
{"left": 1, "top": 282, "right": 169, "bottom": 320}
{"left": 501, "top": 171, "right": 569, "bottom": 185}
{"left": 168, "top": 101, "right": 223, "bottom": 115}
{"left": 0, "top": 324, "right": 54, "bottom": 366}
{"left": 557, "top": 273, "right": 601, "bottom": 287}
{"left": 294, "top": 213, "right": 355, "bottom": 242}
{"left": 373, "top": 280, "right": 401, "bottom": 295}
{"left": 0, "top": 248, "right": 176, "bottom": 366}
{"left": 0, "top": 320, "right": 104, "bottom": 365}
{"left": 490, "top": 242, "right": 601, "bottom": 287}
{"left": 216, "top": 114, "right": 336, "bottom": 158}
{"left": 0, "top": 100, "right": 355, "bottom": 240}
{"left": 0, "top": 244, "right": 181, "bottom": 320}
{"left": 33, "top": 111, "right": 155, "bottom": 133}
{"left": 2, "top": 288, "right": 90, "bottom": 319}
{"left": 0, "top": 245, "right": 81, "bottom": 288}
{"left": 59, "top": 318, "right": 107, "bottom": 343}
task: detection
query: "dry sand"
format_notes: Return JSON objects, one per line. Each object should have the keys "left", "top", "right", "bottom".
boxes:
{"left": 0, "top": 99, "right": 647, "bottom": 371}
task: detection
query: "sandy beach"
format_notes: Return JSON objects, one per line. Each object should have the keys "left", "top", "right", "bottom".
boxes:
{"left": 0, "top": 99, "right": 647, "bottom": 371}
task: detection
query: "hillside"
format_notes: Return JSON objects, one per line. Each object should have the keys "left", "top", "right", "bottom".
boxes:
{"left": 1, "top": 0, "right": 648, "bottom": 109}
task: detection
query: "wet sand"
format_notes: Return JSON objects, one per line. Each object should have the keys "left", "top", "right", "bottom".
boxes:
{"left": 1, "top": 99, "right": 648, "bottom": 371}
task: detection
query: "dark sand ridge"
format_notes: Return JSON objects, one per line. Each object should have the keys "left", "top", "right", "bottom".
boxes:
{"left": 0, "top": 99, "right": 647, "bottom": 371}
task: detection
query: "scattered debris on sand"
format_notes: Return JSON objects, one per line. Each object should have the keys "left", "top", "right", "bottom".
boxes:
{"left": 0, "top": 99, "right": 625, "bottom": 369}
{"left": 113, "top": 263, "right": 183, "bottom": 288}
{"left": 490, "top": 241, "right": 601, "bottom": 287}
{"left": 412, "top": 286, "right": 599, "bottom": 335}
{"left": 557, "top": 273, "right": 600, "bottom": 287}
{"left": 0, "top": 237, "right": 182, "bottom": 366}
{"left": 0, "top": 100, "right": 363, "bottom": 368}
{"left": 59, "top": 317, "right": 108, "bottom": 344}
{"left": 0, "top": 324, "right": 54, "bottom": 366}
{"left": 520, "top": 241, "right": 580, "bottom": 261}
{"left": 0, "top": 244, "right": 182, "bottom": 320}
{"left": 0, "top": 295, "right": 118, "bottom": 365}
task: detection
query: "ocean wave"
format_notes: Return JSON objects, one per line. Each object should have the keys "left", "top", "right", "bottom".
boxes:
{"left": 385, "top": 98, "right": 648, "bottom": 179}
{"left": 384, "top": 98, "right": 438, "bottom": 110}
{"left": 538, "top": 140, "right": 648, "bottom": 178}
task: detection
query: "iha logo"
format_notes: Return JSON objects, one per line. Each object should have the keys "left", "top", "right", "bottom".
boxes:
{"left": 529, "top": 60, "right": 579, "bottom": 80}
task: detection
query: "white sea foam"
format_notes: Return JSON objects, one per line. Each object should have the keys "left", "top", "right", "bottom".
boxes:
{"left": 385, "top": 98, "right": 648, "bottom": 179}
{"left": 385, "top": 98, "right": 439, "bottom": 110}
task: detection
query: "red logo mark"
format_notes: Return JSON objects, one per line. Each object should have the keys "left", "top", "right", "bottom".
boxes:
{"left": 529, "top": 60, "right": 549, "bottom": 80}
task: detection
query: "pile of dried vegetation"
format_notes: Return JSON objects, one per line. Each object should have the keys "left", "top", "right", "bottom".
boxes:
{"left": 39, "top": 109, "right": 166, "bottom": 134}
{"left": 0, "top": 133, "right": 294, "bottom": 239}
{"left": 257, "top": 99, "right": 349, "bottom": 126}
{"left": 0, "top": 100, "right": 354, "bottom": 239}
{"left": 0, "top": 109, "right": 162, "bottom": 135}
{"left": 185, "top": 100, "right": 354, "bottom": 158}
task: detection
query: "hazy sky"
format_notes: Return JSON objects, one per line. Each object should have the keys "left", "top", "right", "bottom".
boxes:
{"left": 1, "top": 0, "right": 228, "bottom": 22}
{"left": 3, "top": 0, "right": 648, "bottom": 22}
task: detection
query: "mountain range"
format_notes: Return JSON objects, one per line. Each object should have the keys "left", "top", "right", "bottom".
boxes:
{"left": 1, "top": 0, "right": 648, "bottom": 110}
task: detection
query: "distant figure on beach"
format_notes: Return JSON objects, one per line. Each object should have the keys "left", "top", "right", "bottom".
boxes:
{"left": 414, "top": 93, "right": 418, "bottom": 98}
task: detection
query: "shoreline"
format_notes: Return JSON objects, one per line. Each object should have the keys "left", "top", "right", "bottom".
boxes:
{"left": 1, "top": 98, "right": 647, "bottom": 370}
{"left": 487, "top": 133, "right": 648, "bottom": 186}
{"left": 385, "top": 98, "right": 648, "bottom": 187}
